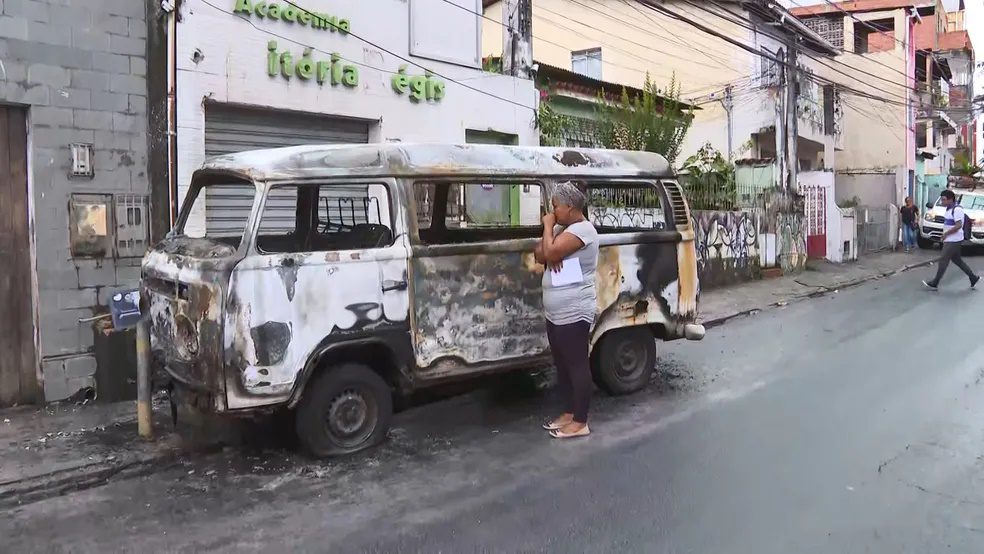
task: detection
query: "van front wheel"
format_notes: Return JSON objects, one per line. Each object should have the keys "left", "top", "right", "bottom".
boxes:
{"left": 592, "top": 328, "right": 657, "bottom": 395}
{"left": 295, "top": 363, "right": 392, "bottom": 458}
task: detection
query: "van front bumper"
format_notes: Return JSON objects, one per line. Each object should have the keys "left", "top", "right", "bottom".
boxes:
{"left": 684, "top": 323, "right": 705, "bottom": 341}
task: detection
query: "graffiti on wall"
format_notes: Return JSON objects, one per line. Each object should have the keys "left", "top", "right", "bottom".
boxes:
{"left": 777, "top": 212, "right": 807, "bottom": 273}
{"left": 691, "top": 210, "right": 761, "bottom": 288}
{"left": 589, "top": 207, "right": 667, "bottom": 230}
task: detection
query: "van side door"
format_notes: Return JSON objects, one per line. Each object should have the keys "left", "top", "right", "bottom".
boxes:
{"left": 408, "top": 180, "right": 549, "bottom": 379}
{"left": 224, "top": 180, "right": 411, "bottom": 409}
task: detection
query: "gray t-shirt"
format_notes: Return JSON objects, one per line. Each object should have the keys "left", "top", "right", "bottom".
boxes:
{"left": 542, "top": 220, "right": 599, "bottom": 325}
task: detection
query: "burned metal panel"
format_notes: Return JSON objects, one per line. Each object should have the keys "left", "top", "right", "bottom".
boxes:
{"left": 142, "top": 249, "right": 229, "bottom": 411}
{"left": 410, "top": 249, "right": 548, "bottom": 373}
{"left": 590, "top": 233, "right": 698, "bottom": 347}
{"left": 200, "top": 144, "right": 674, "bottom": 182}
{"left": 223, "top": 245, "right": 411, "bottom": 409}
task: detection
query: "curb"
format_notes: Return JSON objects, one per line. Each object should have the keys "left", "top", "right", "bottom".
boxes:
{"left": 701, "top": 258, "right": 935, "bottom": 329}
{"left": 0, "top": 448, "right": 190, "bottom": 510}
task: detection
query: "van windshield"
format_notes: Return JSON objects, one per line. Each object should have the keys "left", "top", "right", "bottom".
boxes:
{"left": 175, "top": 177, "right": 257, "bottom": 254}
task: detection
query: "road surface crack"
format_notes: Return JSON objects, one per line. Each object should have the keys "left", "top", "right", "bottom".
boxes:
{"left": 900, "top": 479, "right": 984, "bottom": 506}
{"left": 877, "top": 444, "right": 910, "bottom": 473}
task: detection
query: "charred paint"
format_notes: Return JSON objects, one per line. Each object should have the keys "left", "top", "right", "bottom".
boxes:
{"left": 158, "top": 236, "right": 236, "bottom": 258}
{"left": 676, "top": 241, "right": 699, "bottom": 318}
{"left": 276, "top": 257, "right": 299, "bottom": 301}
{"left": 635, "top": 241, "right": 680, "bottom": 316}
{"left": 411, "top": 251, "right": 547, "bottom": 369}
{"left": 554, "top": 150, "right": 592, "bottom": 167}
{"left": 250, "top": 321, "right": 292, "bottom": 366}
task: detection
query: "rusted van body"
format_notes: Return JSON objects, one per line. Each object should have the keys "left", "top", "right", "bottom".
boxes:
{"left": 143, "top": 144, "right": 704, "bottom": 456}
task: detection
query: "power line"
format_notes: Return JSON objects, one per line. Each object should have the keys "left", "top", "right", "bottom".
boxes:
{"left": 533, "top": 6, "right": 730, "bottom": 74}
{"left": 636, "top": 0, "right": 917, "bottom": 110}
{"left": 770, "top": 0, "right": 927, "bottom": 87}
{"left": 443, "top": 0, "right": 727, "bottom": 87}
{"left": 793, "top": 0, "right": 951, "bottom": 68}
{"left": 679, "top": 0, "right": 915, "bottom": 105}
{"left": 458, "top": 0, "right": 756, "bottom": 100}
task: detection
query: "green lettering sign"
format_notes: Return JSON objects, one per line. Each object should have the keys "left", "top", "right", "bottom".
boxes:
{"left": 391, "top": 65, "right": 446, "bottom": 103}
{"left": 267, "top": 41, "right": 359, "bottom": 87}
{"left": 235, "top": 0, "right": 350, "bottom": 34}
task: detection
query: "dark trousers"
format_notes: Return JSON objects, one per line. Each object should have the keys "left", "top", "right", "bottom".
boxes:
{"left": 929, "top": 242, "right": 976, "bottom": 286}
{"left": 546, "top": 320, "right": 592, "bottom": 424}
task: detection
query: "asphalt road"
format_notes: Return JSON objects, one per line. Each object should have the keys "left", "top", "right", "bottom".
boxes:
{"left": 5, "top": 257, "right": 984, "bottom": 553}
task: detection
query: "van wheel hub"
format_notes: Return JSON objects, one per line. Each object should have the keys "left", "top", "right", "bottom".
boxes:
{"left": 614, "top": 342, "right": 646, "bottom": 379}
{"left": 327, "top": 389, "right": 372, "bottom": 439}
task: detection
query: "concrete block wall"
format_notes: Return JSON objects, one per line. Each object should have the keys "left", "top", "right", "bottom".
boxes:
{"left": 0, "top": 0, "right": 149, "bottom": 401}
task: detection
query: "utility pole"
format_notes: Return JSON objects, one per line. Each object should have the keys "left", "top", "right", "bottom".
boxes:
{"left": 502, "top": 0, "right": 532, "bottom": 79}
{"left": 785, "top": 42, "right": 799, "bottom": 193}
{"left": 722, "top": 85, "right": 734, "bottom": 159}
{"left": 136, "top": 317, "right": 153, "bottom": 439}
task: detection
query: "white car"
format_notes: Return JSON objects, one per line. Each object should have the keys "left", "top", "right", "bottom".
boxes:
{"left": 919, "top": 191, "right": 984, "bottom": 248}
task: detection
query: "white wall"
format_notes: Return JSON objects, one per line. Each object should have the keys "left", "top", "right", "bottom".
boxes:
{"left": 176, "top": 0, "right": 538, "bottom": 206}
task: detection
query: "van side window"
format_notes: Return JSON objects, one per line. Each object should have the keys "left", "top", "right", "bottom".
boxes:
{"left": 585, "top": 182, "right": 667, "bottom": 232}
{"left": 256, "top": 183, "right": 393, "bottom": 254}
{"left": 414, "top": 182, "right": 543, "bottom": 244}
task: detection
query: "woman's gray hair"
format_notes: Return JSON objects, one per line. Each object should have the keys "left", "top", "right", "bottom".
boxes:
{"left": 552, "top": 181, "right": 587, "bottom": 210}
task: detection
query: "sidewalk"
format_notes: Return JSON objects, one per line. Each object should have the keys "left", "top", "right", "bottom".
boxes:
{"left": 0, "top": 249, "right": 938, "bottom": 505}
{"left": 699, "top": 249, "right": 938, "bottom": 327}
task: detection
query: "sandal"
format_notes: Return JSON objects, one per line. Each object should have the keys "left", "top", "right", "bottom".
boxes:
{"left": 549, "top": 425, "right": 590, "bottom": 439}
{"left": 542, "top": 416, "right": 573, "bottom": 431}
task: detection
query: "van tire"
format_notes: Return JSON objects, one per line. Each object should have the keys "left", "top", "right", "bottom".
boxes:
{"left": 295, "top": 363, "right": 392, "bottom": 458}
{"left": 917, "top": 236, "right": 933, "bottom": 249}
{"left": 592, "top": 327, "right": 657, "bottom": 395}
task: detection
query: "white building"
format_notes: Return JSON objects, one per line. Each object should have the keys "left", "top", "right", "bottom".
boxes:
{"left": 168, "top": 0, "right": 538, "bottom": 226}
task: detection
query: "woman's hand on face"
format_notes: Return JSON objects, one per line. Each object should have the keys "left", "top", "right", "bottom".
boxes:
{"left": 542, "top": 212, "right": 556, "bottom": 228}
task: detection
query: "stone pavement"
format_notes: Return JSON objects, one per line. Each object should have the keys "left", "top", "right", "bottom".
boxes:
{"left": 0, "top": 248, "right": 944, "bottom": 505}
{"left": 699, "top": 249, "right": 940, "bottom": 326}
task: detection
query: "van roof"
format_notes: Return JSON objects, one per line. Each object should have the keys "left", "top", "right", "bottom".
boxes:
{"left": 198, "top": 143, "right": 674, "bottom": 181}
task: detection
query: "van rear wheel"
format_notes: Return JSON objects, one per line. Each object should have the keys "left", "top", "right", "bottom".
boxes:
{"left": 592, "top": 328, "right": 657, "bottom": 395}
{"left": 295, "top": 363, "right": 392, "bottom": 458}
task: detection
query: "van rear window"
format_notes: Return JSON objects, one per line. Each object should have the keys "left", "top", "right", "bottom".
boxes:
{"left": 585, "top": 182, "right": 667, "bottom": 232}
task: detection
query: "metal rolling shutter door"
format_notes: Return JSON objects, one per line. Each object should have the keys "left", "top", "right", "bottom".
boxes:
{"left": 203, "top": 105, "right": 371, "bottom": 235}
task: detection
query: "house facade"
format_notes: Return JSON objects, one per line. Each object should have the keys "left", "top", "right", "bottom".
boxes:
{"left": 792, "top": 0, "right": 976, "bottom": 210}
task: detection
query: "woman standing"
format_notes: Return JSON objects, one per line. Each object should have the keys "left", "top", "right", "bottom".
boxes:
{"left": 535, "top": 181, "right": 599, "bottom": 439}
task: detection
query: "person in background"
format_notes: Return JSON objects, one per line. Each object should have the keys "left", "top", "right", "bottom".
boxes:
{"left": 923, "top": 189, "right": 980, "bottom": 290}
{"left": 534, "top": 181, "right": 599, "bottom": 439}
{"left": 900, "top": 197, "right": 919, "bottom": 253}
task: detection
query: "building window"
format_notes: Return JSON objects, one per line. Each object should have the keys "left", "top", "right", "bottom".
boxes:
{"left": 760, "top": 47, "right": 782, "bottom": 88}
{"left": 854, "top": 18, "right": 895, "bottom": 54}
{"left": 802, "top": 16, "right": 844, "bottom": 49}
{"left": 571, "top": 48, "right": 602, "bottom": 80}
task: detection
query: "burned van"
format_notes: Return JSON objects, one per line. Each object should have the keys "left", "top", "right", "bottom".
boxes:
{"left": 143, "top": 144, "right": 705, "bottom": 457}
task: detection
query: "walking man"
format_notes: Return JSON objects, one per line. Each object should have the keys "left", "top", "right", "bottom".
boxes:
{"left": 900, "top": 196, "right": 919, "bottom": 252}
{"left": 923, "top": 190, "right": 980, "bottom": 290}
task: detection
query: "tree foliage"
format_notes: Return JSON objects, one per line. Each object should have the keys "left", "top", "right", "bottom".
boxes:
{"left": 680, "top": 143, "right": 737, "bottom": 210}
{"left": 595, "top": 74, "right": 693, "bottom": 164}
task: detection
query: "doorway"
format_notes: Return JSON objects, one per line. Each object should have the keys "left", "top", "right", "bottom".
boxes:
{"left": 0, "top": 106, "right": 38, "bottom": 405}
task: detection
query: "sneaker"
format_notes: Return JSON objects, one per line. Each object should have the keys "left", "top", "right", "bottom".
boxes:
{"left": 923, "top": 280, "right": 939, "bottom": 290}
{"left": 972, "top": 275, "right": 980, "bottom": 289}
